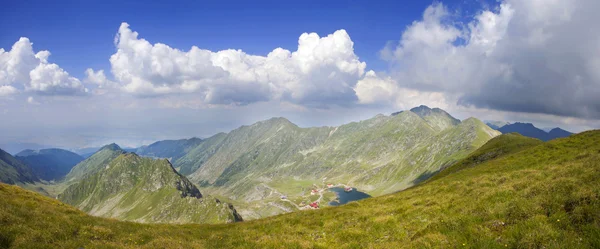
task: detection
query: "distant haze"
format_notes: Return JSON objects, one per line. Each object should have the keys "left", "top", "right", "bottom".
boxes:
{"left": 1, "top": 0, "right": 599, "bottom": 148}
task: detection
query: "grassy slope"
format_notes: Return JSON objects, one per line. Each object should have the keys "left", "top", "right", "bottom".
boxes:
{"left": 64, "top": 144, "right": 125, "bottom": 183}
{"left": 175, "top": 133, "right": 228, "bottom": 175}
{"left": 189, "top": 112, "right": 498, "bottom": 220}
{"left": 187, "top": 118, "right": 332, "bottom": 185}
{"left": 429, "top": 132, "right": 543, "bottom": 181}
{"left": 184, "top": 112, "right": 499, "bottom": 208}
{"left": 1, "top": 130, "right": 599, "bottom": 248}
{"left": 58, "top": 153, "right": 241, "bottom": 225}
{"left": 409, "top": 105, "right": 461, "bottom": 131}
{"left": 0, "top": 149, "right": 38, "bottom": 184}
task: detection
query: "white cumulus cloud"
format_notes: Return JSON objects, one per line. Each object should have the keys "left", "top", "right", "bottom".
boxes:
{"left": 373, "top": 0, "right": 600, "bottom": 119}
{"left": 0, "top": 38, "right": 87, "bottom": 96}
{"left": 355, "top": 70, "right": 450, "bottom": 110}
{"left": 0, "top": 85, "right": 18, "bottom": 97}
{"left": 105, "top": 23, "right": 366, "bottom": 106}
{"left": 85, "top": 68, "right": 118, "bottom": 89}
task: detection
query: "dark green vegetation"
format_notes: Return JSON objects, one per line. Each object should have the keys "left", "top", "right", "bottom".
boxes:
{"left": 0, "top": 148, "right": 38, "bottom": 184}
{"left": 1, "top": 130, "right": 599, "bottom": 248}
{"left": 58, "top": 153, "right": 242, "bottom": 224}
{"left": 15, "top": 148, "right": 84, "bottom": 181}
{"left": 135, "top": 138, "right": 203, "bottom": 162}
{"left": 175, "top": 106, "right": 500, "bottom": 219}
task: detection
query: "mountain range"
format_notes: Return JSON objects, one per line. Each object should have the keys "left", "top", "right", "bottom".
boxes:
{"left": 173, "top": 105, "right": 500, "bottom": 218}
{"left": 64, "top": 143, "right": 127, "bottom": 183}
{"left": 2, "top": 130, "right": 598, "bottom": 248}
{"left": 0, "top": 105, "right": 587, "bottom": 225}
{"left": 0, "top": 148, "right": 38, "bottom": 184}
{"left": 491, "top": 122, "right": 573, "bottom": 141}
{"left": 58, "top": 149, "right": 242, "bottom": 224}
{"left": 73, "top": 138, "right": 202, "bottom": 161}
{"left": 15, "top": 148, "right": 84, "bottom": 181}
{"left": 133, "top": 137, "right": 203, "bottom": 162}
{"left": 0, "top": 105, "right": 501, "bottom": 221}
{"left": 0, "top": 142, "right": 53, "bottom": 155}
{"left": 484, "top": 120, "right": 511, "bottom": 130}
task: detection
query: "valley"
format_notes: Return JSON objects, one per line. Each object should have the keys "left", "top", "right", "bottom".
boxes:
{"left": 1, "top": 130, "right": 598, "bottom": 248}
{"left": 0, "top": 105, "right": 503, "bottom": 221}
{"left": 172, "top": 106, "right": 500, "bottom": 219}
{"left": 2, "top": 1, "right": 598, "bottom": 247}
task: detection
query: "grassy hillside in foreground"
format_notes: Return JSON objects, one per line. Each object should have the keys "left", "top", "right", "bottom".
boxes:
{"left": 428, "top": 132, "right": 543, "bottom": 181}
{"left": 1, "top": 131, "right": 599, "bottom": 248}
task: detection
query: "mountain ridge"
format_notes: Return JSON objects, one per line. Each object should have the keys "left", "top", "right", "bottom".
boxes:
{"left": 15, "top": 148, "right": 84, "bottom": 181}
{"left": 497, "top": 122, "right": 573, "bottom": 141}
{"left": 0, "top": 148, "right": 39, "bottom": 184}
{"left": 58, "top": 152, "right": 242, "bottom": 224}
{"left": 175, "top": 106, "right": 500, "bottom": 219}
{"left": 1, "top": 130, "right": 599, "bottom": 248}
{"left": 64, "top": 143, "right": 126, "bottom": 183}
{"left": 134, "top": 137, "right": 203, "bottom": 162}
{"left": 410, "top": 105, "right": 461, "bottom": 131}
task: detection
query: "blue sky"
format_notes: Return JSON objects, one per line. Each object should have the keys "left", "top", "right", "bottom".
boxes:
{"left": 1, "top": 0, "right": 489, "bottom": 78}
{"left": 1, "top": 0, "right": 599, "bottom": 149}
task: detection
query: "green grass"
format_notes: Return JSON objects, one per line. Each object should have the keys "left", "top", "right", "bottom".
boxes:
{"left": 1, "top": 130, "right": 599, "bottom": 248}
{"left": 58, "top": 154, "right": 241, "bottom": 224}
{"left": 18, "top": 181, "right": 69, "bottom": 197}
{"left": 429, "top": 132, "right": 543, "bottom": 181}
{"left": 186, "top": 112, "right": 500, "bottom": 212}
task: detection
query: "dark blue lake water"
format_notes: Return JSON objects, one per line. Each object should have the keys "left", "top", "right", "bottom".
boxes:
{"left": 328, "top": 187, "right": 371, "bottom": 206}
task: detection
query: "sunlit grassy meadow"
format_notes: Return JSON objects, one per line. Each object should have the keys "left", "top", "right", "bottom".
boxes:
{"left": 1, "top": 131, "right": 599, "bottom": 248}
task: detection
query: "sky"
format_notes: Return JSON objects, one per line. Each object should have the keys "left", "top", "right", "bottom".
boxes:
{"left": 1, "top": 0, "right": 599, "bottom": 149}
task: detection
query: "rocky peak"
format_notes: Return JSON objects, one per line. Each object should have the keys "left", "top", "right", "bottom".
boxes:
{"left": 409, "top": 105, "right": 433, "bottom": 115}
{"left": 100, "top": 143, "right": 123, "bottom": 152}
{"left": 408, "top": 105, "right": 461, "bottom": 131}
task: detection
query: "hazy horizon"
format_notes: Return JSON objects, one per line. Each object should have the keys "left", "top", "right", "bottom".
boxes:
{"left": 2, "top": 0, "right": 599, "bottom": 149}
